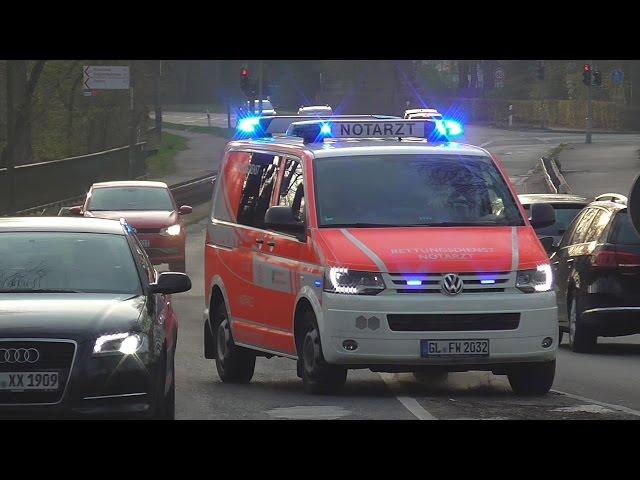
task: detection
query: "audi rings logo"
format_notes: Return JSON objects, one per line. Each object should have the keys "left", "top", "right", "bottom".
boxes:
{"left": 441, "top": 273, "right": 464, "bottom": 295}
{"left": 0, "top": 348, "right": 40, "bottom": 364}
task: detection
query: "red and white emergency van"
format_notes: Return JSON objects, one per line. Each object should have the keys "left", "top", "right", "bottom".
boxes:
{"left": 203, "top": 116, "right": 558, "bottom": 395}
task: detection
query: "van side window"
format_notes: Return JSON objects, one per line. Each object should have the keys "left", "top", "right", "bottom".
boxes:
{"left": 237, "top": 152, "right": 280, "bottom": 229}
{"left": 278, "top": 158, "right": 305, "bottom": 223}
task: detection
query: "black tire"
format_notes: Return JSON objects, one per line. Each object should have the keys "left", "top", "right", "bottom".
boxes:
{"left": 558, "top": 328, "right": 564, "bottom": 347}
{"left": 412, "top": 370, "right": 449, "bottom": 384}
{"left": 299, "top": 311, "right": 347, "bottom": 395}
{"left": 169, "top": 260, "right": 186, "bottom": 273}
{"left": 507, "top": 360, "right": 556, "bottom": 396}
{"left": 153, "top": 348, "right": 175, "bottom": 420}
{"left": 212, "top": 302, "right": 255, "bottom": 383}
{"left": 568, "top": 295, "right": 597, "bottom": 353}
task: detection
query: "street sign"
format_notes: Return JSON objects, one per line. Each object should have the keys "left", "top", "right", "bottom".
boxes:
{"left": 611, "top": 69, "right": 624, "bottom": 86}
{"left": 83, "top": 66, "right": 130, "bottom": 90}
{"left": 494, "top": 68, "right": 505, "bottom": 81}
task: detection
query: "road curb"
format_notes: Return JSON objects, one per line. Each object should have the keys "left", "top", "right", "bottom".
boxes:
{"left": 540, "top": 156, "right": 572, "bottom": 194}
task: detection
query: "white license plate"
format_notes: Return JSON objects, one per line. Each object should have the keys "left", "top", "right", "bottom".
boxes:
{"left": 0, "top": 372, "right": 60, "bottom": 390}
{"left": 421, "top": 339, "right": 490, "bottom": 357}
{"left": 140, "top": 240, "right": 151, "bottom": 247}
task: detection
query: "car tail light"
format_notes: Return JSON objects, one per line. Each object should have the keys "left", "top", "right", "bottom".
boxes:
{"left": 593, "top": 248, "right": 640, "bottom": 268}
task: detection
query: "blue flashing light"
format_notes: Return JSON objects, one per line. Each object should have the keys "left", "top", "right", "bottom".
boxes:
{"left": 314, "top": 280, "right": 323, "bottom": 287}
{"left": 435, "top": 120, "right": 447, "bottom": 136}
{"left": 444, "top": 120, "right": 463, "bottom": 137}
{"left": 237, "top": 117, "right": 260, "bottom": 133}
{"left": 480, "top": 279, "right": 496, "bottom": 285}
{"left": 320, "top": 123, "right": 331, "bottom": 135}
{"left": 406, "top": 280, "right": 422, "bottom": 286}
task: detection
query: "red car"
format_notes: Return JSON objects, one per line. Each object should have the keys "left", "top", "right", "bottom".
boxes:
{"left": 70, "top": 181, "right": 192, "bottom": 272}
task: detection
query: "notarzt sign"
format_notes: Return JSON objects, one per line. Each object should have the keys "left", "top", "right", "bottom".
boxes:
{"left": 332, "top": 121, "right": 426, "bottom": 138}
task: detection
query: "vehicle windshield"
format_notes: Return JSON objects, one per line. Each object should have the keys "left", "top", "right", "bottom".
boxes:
{"left": 613, "top": 211, "right": 640, "bottom": 244}
{"left": 314, "top": 154, "right": 525, "bottom": 227}
{"left": 523, "top": 204, "right": 585, "bottom": 236}
{"left": 0, "top": 232, "right": 141, "bottom": 294}
{"left": 88, "top": 187, "right": 174, "bottom": 211}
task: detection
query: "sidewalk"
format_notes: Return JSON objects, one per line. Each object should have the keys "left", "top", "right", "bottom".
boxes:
{"left": 147, "top": 128, "right": 229, "bottom": 185}
{"left": 555, "top": 143, "right": 640, "bottom": 198}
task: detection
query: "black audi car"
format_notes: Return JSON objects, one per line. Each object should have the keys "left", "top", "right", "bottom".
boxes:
{"left": 519, "top": 193, "right": 589, "bottom": 254}
{"left": 0, "top": 217, "right": 191, "bottom": 419}
{"left": 551, "top": 194, "right": 640, "bottom": 352}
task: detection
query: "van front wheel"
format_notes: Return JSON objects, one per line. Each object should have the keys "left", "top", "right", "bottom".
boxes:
{"left": 507, "top": 360, "right": 555, "bottom": 396}
{"left": 299, "top": 312, "right": 347, "bottom": 395}
{"left": 213, "top": 303, "right": 255, "bottom": 383}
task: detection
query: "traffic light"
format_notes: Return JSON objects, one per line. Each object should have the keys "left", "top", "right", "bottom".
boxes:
{"left": 582, "top": 64, "right": 592, "bottom": 86}
{"left": 240, "top": 67, "right": 249, "bottom": 93}
{"left": 592, "top": 69, "right": 602, "bottom": 86}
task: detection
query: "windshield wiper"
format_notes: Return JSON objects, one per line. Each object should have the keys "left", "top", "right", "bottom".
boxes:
{"left": 0, "top": 289, "right": 85, "bottom": 293}
{"left": 322, "top": 223, "right": 411, "bottom": 228}
{"left": 415, "top": 221, "right": 515, "bottom": 227}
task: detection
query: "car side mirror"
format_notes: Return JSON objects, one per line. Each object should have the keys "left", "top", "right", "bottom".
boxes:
{"left": 68, "top": 205, "right": 83, "bottom": 216}
{"left": 179, "top": 205, "right": 193, "bottom": 215}
{"left": 530, "top": 203, "right": 555, "bottom": 229}
{"left": 265, "top": 206, "right": 306, "bottom": 240}
{"left": 539, "top": 235, "right": 555, "bottom": 255}
{"left": 150, "top": 272, "right": 192, "bottom": 294}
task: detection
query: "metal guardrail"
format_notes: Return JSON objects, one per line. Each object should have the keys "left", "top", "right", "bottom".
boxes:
{"left": 10, "top": 172, "right": 217, "bottom": 217}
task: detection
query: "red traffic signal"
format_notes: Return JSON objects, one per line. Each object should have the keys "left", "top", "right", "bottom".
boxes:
{"left": 241, "top": 68, "right": 249, "bottom": 77}
{"left": 582, "top": 64, "right": 592, "bottom": 86}
{"left": 583, "top": 64, "right": 591, "bottom": 73}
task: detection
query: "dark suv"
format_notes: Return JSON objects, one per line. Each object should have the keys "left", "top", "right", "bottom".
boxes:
{"left": 551, "top": 193, "right": 640, "bottom": 352}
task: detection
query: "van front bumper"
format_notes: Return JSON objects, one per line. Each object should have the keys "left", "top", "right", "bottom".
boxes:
{"left": 319, "top": 291, "right": 557, "bottom": 368}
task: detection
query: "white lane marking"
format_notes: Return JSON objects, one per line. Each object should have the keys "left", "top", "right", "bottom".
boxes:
{"left": 379, "top": 373, "right": 437, "bottom": 420}
{"left": 265, "top": 405, "right": 351, "bottom": 420}
{"left": 551, "top": 404, "right": 614, "bottom": 414}
{"left": 552, "top": 389, "right": 640, "bottom": 418}
{"left": 479, "top": 140, "right": 494, "bottom": 148}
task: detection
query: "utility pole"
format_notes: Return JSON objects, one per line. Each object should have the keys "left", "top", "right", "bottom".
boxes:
{"left": 128, "top": 60, "right": 137, "bottom": 178}
{"left": 154, "top": 60, "right": 162, "bottom": 144}
{"left": 258, "top": 60, "right": 263, "bottom": 115}
{"left": 586, "top": 61, "right": 593, "bottom": 144}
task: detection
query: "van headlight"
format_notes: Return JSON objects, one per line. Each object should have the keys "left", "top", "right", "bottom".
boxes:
{"left": 160, "top": 224, "right": 181, "bottom": 236}
{"left": 516, "top": 264, "right": 553, "bottom": 293}
{"left": 323, "top": 267, "right": 385, "bottom": 295}
{"left": 93, "top": 333, "right": 148, "bottom": 355}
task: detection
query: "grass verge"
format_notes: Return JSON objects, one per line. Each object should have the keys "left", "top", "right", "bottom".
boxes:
{"left": 146, "top": 132, "right": 189, "bottom": 176}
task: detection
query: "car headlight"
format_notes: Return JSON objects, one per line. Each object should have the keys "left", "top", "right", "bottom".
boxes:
{"left": 323, "top": 267, "right": 385, "bottom": 295}
{"left": 516, "top": 264, "right": 553, "bottom": 293}
{"left": 93, "top": 333, "right": 148, "bottom": 355}
{"left": 160, "top": 224, "right": 181, "bottom": 236}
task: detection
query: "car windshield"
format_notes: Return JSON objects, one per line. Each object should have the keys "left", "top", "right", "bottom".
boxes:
{"left": 0, "top": 232, "right": 141, "bottom": 294}
{"left": 88, "top": 187, "right": 174, "bottom": 211}
{"left": 613, "top": 211, "right": 640, "bottom": 244}
{"left": 314, "top": 154, "right": 525, "bottom": 227}
{"left": 523, "top": 204, "right": 585, "bottom": 236}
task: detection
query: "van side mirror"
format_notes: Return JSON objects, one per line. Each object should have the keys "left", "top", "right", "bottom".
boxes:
{"left": 265, "top": 206, "right": 305, "bottom": 240}
{"left": 179, "top": 205, "right": 193, "bottom": 215}
{"left": 529, "top": 203, "right": 555, "bottom": 229}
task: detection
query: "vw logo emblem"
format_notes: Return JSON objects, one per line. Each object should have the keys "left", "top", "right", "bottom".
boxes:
{"left": 441, "top": 273, "right": 463, "bottom": 295}
{"left": 0, "top": 348, "right": 40, "bottom": 364}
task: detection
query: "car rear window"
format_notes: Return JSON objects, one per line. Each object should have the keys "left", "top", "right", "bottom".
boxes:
{"left": 612, "top": 211, "right": 640, "bottom": 244}
{"left": 523, "top": 203, "right": 585, "bottom": 236}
